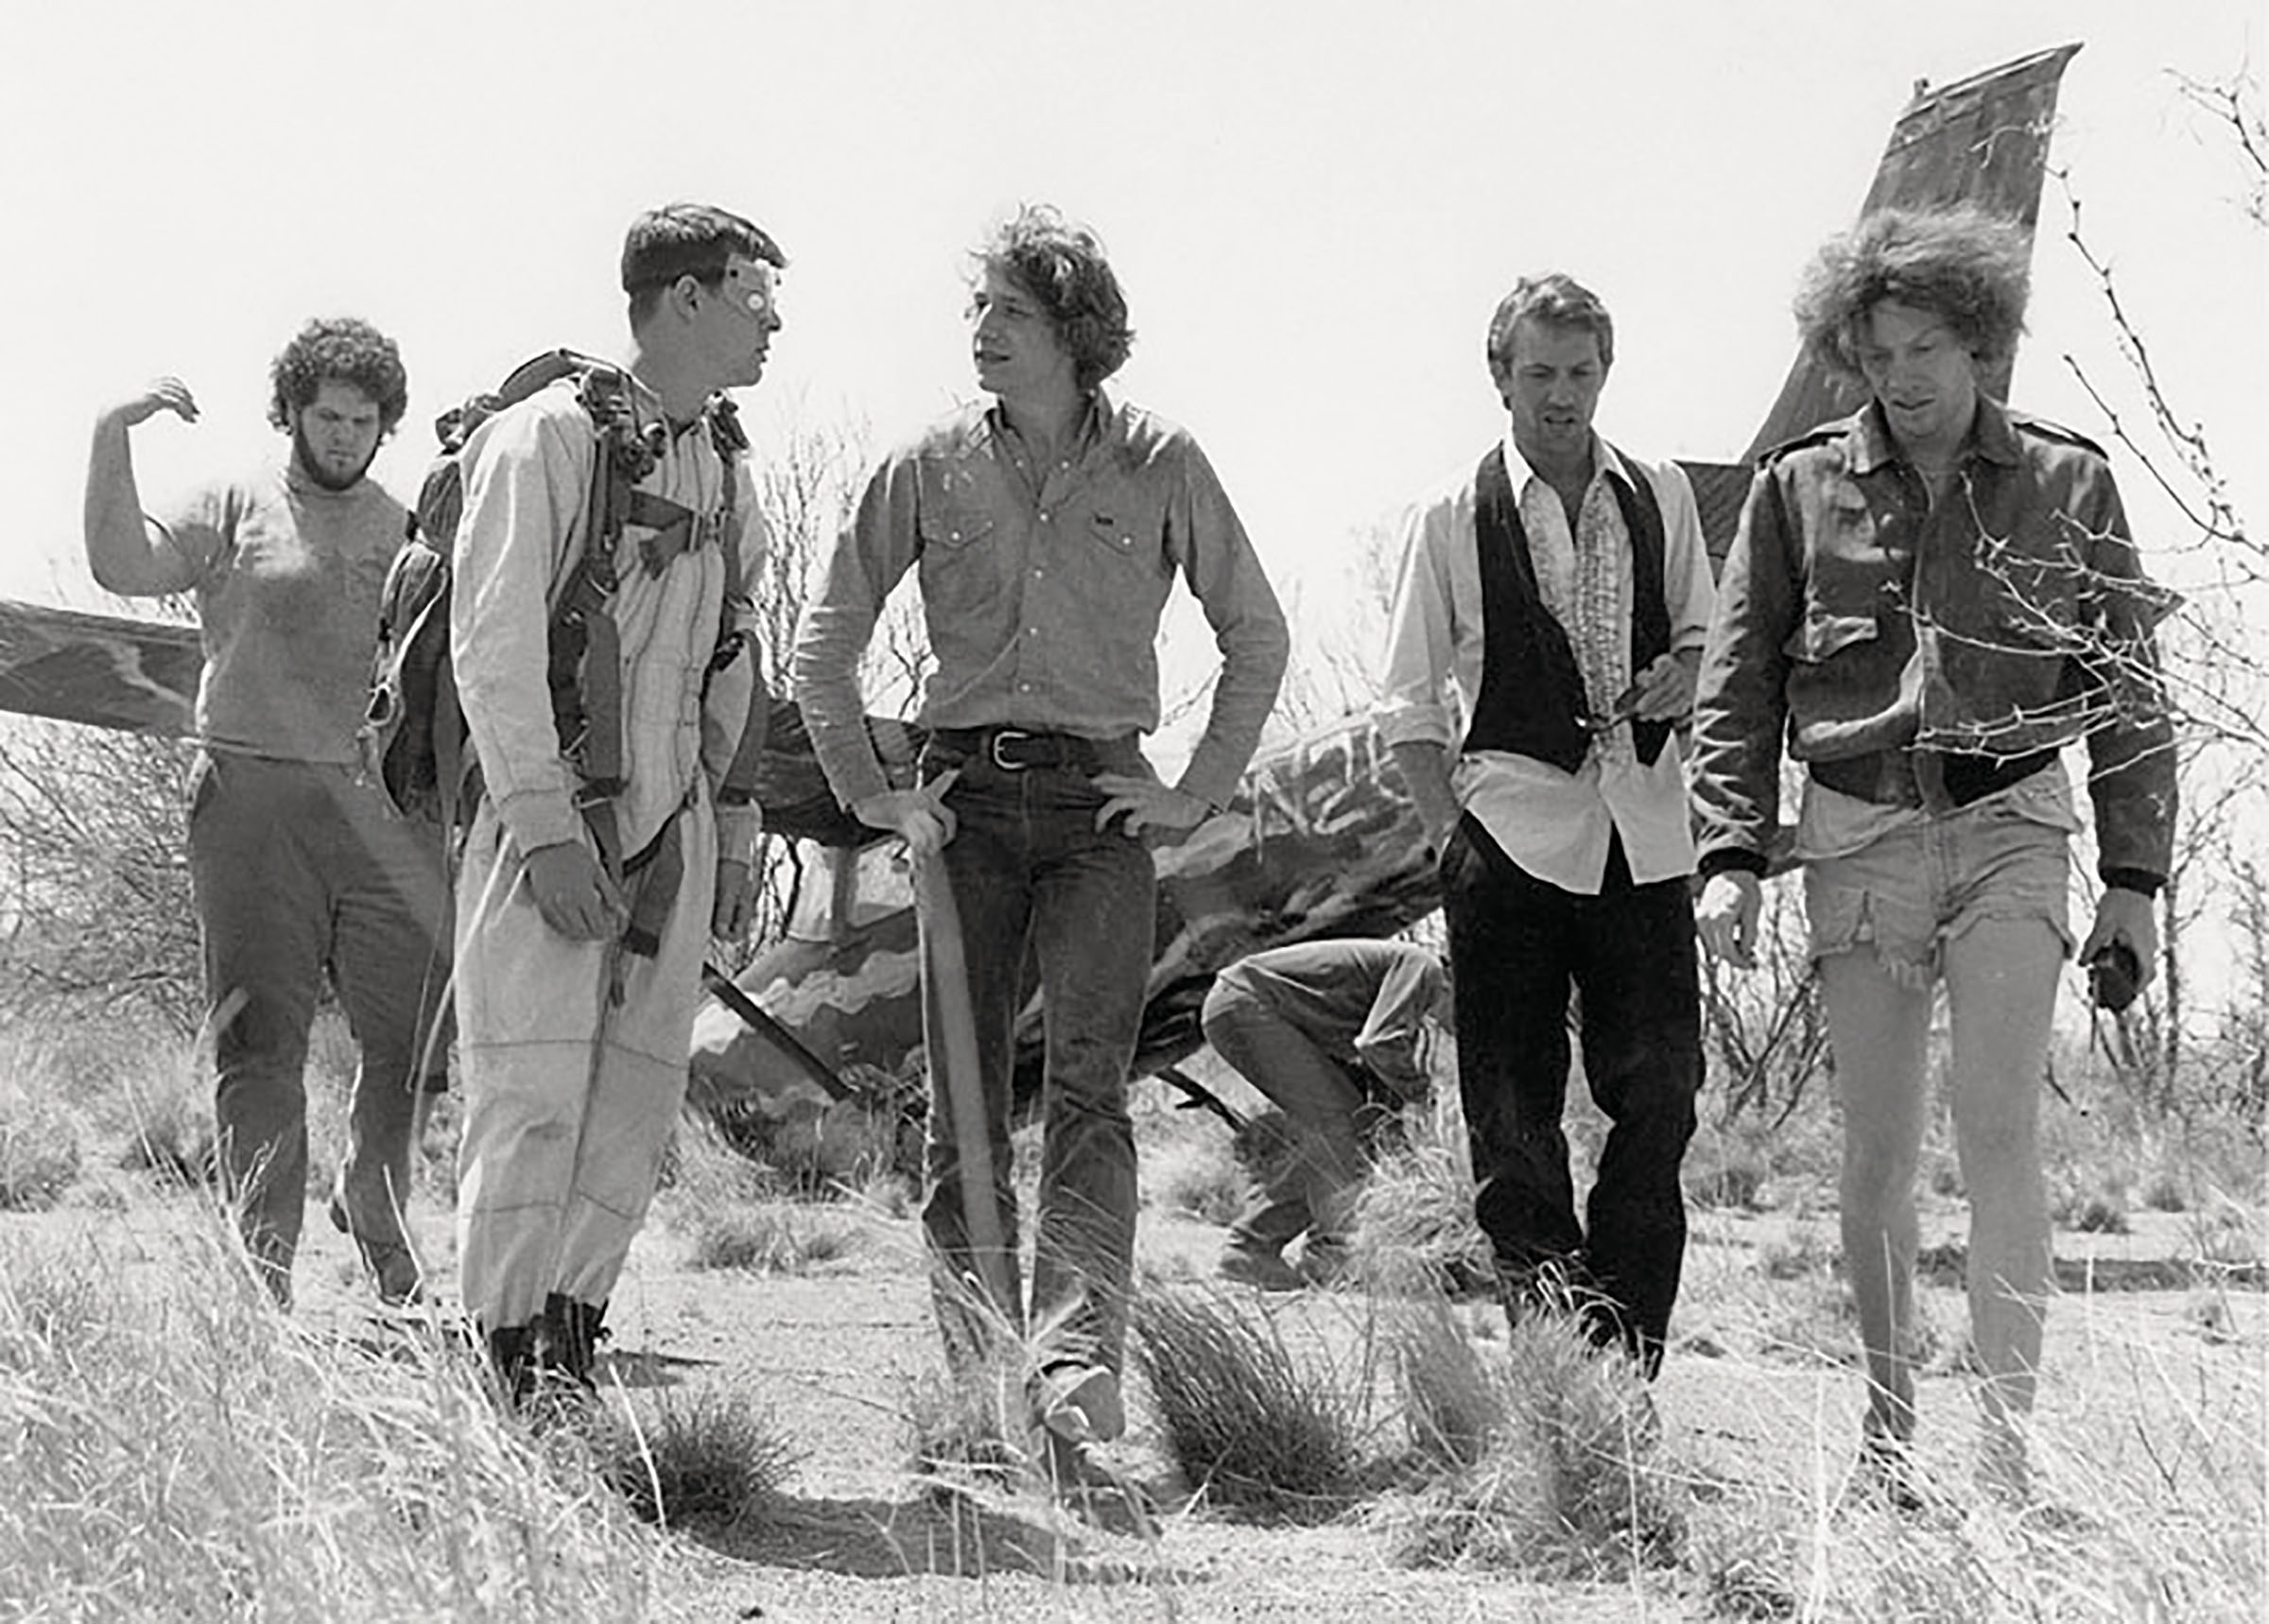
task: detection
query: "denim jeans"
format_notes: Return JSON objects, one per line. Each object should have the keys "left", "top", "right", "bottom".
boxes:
{"left": 917, "top": 736, "right": 1156, "bottom": 1378}
{"left": 1441, "top": 815, "right": 1700, "bottom": 1373}
{"left": 186, "top": 750, "right": 453, "bottom": 1303}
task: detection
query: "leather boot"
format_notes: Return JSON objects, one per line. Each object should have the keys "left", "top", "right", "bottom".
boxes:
{"left": 485, "top": 1324, "right": 537, "bottom": 1406}
{"left": 539, "top": 1293, "right": 609, "bottom": 1388}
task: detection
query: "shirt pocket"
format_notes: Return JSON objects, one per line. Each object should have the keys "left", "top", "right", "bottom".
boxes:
{"left": 917, "top": 503, "right": 998, "bottom": 553}
{"left": 913, "top": 465, "right": 1010, "bottom": 618}
{"left": 1079, "top": 490, "right": 1169, "bottom": 576}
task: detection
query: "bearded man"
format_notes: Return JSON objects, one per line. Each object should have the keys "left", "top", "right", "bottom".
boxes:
{"left": 83, "top": 318, "right": 452, "bottom": 1308}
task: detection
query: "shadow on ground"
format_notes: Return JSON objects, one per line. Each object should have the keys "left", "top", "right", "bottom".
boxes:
{"left": 683, "top": 1490, "right": 1208, "bottom": 1589}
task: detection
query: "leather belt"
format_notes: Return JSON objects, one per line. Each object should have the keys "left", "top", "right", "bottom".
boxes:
{"left": 930, "top": 725, "right": 1114, "bottom": 773}
{"left": 1810, "top": 747, "right": 2055, "bottom": 810}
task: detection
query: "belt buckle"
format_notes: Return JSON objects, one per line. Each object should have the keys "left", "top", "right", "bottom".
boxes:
{"left": 990, "top": 728, "right": 1036, "bottom": 771}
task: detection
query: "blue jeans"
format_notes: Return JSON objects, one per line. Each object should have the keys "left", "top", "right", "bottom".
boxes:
{"left": 917, "top": 735, "right": 1156, "bottom": 1377}
{"left": 186, "top": 751, "right": 453, "bottom": 1303}
{"left": 1441, "top": 816, "right": 1700, "bottom": 1373}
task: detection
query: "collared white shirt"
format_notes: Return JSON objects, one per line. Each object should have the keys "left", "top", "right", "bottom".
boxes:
{"left": 1376, "top": 431, "right": 1717, "bottom": 894}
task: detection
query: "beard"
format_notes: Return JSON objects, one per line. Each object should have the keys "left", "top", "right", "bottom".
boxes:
{"left": 293, "top": 422, "right": 378, "bottom": 492}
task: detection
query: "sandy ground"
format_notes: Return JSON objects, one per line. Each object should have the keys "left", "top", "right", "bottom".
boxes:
{"left": 271, "top": 1184, "right": 2262, "bottom": 1621}
{"left": 11, "top": 1170, "right": 2261, "bottom": 1622}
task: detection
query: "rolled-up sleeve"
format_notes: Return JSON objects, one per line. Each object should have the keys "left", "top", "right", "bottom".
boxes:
{"left": 790, "top": 450, "right": 921, "bottom": 812}
{"left": 1375, "top": 492, "right": 1464, "bottom": 752}
{"left": 1172, "top": 441, "right": 1288, "bottom": 807}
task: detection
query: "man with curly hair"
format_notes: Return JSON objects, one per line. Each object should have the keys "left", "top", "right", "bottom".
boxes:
{"left": 1689, "top": 206, "right": 2177, "bottom": 1506}
{"left": 792, "top": 204, "right": 1288, "bottom": 1489}
{"left": 1378, "top": 272, "right": 1715, "bottom": 1381}
{"left": 82, "top": 318, "right": 450, "bottom": 1308}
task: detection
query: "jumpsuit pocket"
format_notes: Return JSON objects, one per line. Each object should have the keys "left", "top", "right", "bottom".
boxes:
{"left": 1783, "top": 610, "right": 1879, "bottom": 664}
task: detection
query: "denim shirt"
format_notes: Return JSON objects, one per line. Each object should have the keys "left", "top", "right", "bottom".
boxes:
{"left": 793, "top": 393, "right": 1288, "bottom": 812}
{"left": 1690, "top": 397, "right": 2176, "bottom": 885}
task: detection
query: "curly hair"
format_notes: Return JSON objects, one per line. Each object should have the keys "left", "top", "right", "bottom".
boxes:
{"left": 267, "top": 318, "right": 408, "bottom": 436}
{"left": 973, "top": 204, "right": 1134, "bottom": 391}
{"left": 622, "top": 202, "right": 787, "bottom": 325}
{"left": 1794, "top": 205, "right": 2031, "bottom": 379}
{"left": 1485, "top": 272, "right": 1615, "bottom": 377}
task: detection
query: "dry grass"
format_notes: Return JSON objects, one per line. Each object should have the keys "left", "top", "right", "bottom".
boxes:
{"left": 0, "top": 1011, "right": 2260, "bottom": 1618}
{"left": 1349, "top": 1086, "right": 1494, "bottom": 1297}
{"left": 683, "top": 1201, "right": 868, "bottom": 1274}
{"left": 1371, "top": 1300, "right": 1683, "bottom": 1581}
{"left": 581, "top": 1382, "right": 801, "bottom": 1531}
{"left": 1132, "top": 1285, "right": 1364, "bottom": 1516}
{"left": 0, "top": 1205, "right": 660, "bottom": 1621}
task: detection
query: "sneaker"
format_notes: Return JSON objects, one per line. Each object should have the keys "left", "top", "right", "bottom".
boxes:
{"left": 1034, "top": 1360, "right": 1126, "bottom": 1444}
{"left": 1218, "top": 1238, "right": 1308, "bottom": 1292}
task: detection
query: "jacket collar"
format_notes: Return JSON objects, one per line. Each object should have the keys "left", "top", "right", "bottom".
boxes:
{"left": 1846, "top": 394, "right": 2020, "bottom": 475}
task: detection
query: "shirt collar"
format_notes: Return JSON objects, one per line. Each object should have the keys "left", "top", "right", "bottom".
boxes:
{"left": 1501, "top": 428, "right": 1633, "bottom": 496}
{"left": 982, "top": 388, "right": 1114, "bottom": 461}
{"left": 1846, "top": 393, "right": 2020, "bottom": 475}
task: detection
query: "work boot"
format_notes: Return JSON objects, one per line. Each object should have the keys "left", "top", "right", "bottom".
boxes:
{"left": 485, "top": 1324, "right": 538, "bottom": 1407}
{"left": 539, "top": 1293, "right": 610, "bottom": 1389}
{"left": 326, "top": 1187, "right": 423, "bottom": 1306}
{"left": 1034, "top": 1360, "right": 1126, "bottom": 1444}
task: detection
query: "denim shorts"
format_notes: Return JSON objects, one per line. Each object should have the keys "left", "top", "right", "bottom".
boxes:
{"left": 1799, "top": 769, "right": 2075, "bottom": 990}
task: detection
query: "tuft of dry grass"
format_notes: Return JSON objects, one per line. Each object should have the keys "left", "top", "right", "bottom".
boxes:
{"left": 1349, "top": 1087, "right": 1494, "bottom": 1298}
{"left": 900, "top": 1361, "right": 1029, "bottom": 1497}
{"left": 683, "top": 1201, "right": 866, "bottom": 1274}
{"left": 1372, "top": 1302, "right": 1683, "bottom": 1580}
{"left": 0, "top": 1072, "right": 81, "bottom": 1209}
{"left": 582, "top": 1383, "right": 801, "bottom": 1530}
{"left": 1133, "top": 1285, "right": 1362, "bottom": 1516}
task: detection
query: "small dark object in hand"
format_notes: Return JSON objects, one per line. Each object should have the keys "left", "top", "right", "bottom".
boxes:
{"left": 2087, "top": 942, "right": 2140, "bottom": 1013}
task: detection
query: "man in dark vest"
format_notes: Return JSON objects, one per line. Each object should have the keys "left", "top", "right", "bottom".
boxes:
{"left": 1377, "top": 273, "right": 1713, "bottom": 1375}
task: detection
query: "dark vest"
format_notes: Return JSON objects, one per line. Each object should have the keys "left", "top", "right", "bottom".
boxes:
{"left": 1463, "top": 443, "right": 1671, "bottom": 772}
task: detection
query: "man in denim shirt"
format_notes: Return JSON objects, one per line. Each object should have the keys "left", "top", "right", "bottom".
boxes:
{"left": 792, "top": 206, "right": 1287, "bottom": 1487}
{"left": 1690, "top": 206, "right": 2176, "bottom": 1507}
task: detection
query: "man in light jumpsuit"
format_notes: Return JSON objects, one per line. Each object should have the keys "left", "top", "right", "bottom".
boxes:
{"left": 450, "top": 203, "right": 781, "bottom": 1395}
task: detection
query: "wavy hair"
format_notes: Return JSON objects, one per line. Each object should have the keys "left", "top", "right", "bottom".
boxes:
{"left": 1485, "top": 272, "right": 1616, "bottom": 378}
{"left": 973, "top": 204, "right": 1134, "bottom": 391}
{"left": 267, "top": 318, "right": 409, "bottom": 436}
{"left": 1794, "top": 205, "right": 2031, "bottom": 378}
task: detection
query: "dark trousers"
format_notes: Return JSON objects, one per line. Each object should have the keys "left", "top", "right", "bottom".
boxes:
{"left": 186, "top": 751, "right": 453, "bottom": 1304}
{"left": 1441, "top": 816, "right": 1700, "bottom": 1374}
{"left": 916, "top": 739, "right": 1157, "bottom": 1378}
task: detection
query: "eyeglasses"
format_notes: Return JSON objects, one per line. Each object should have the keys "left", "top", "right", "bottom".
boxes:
{"left": 719, "top": 261, "right": 779, "bottom": 322}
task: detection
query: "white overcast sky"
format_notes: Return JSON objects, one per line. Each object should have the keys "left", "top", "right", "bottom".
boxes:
{"left": 1, "top": 0, "right": 2260, "bottom": 639}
